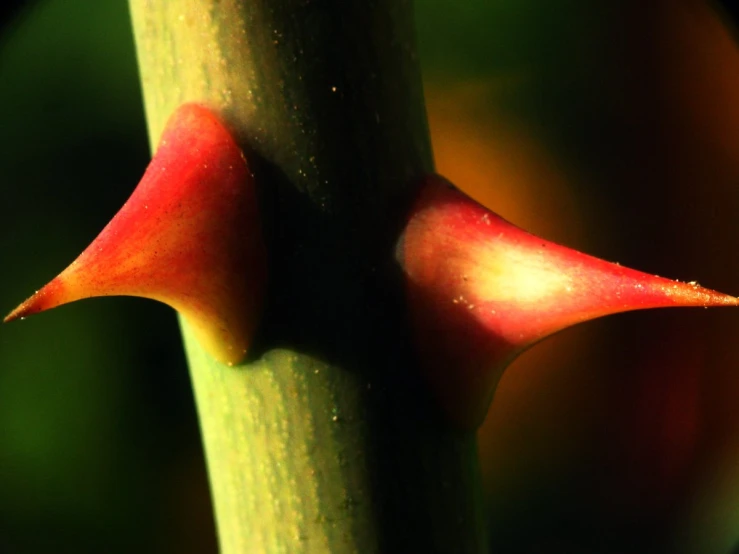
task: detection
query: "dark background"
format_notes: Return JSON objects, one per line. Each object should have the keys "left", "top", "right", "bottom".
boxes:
{"left": 1, "top": 1, "right": 739, "bottom": 552}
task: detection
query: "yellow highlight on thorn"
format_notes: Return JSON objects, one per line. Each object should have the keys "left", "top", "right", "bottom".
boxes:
{"left": 471, "top": 245, "right": 571, "bottom": 305}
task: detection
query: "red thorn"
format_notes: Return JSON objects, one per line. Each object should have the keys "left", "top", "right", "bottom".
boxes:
{"left": 4, "top": 104, "right": 267, "bottom": 365}
{"left": 4, "top": 278, "right": 66, "bottom": 323}
{"left": 398, "top": 174, "right": 738, "bottom": 428}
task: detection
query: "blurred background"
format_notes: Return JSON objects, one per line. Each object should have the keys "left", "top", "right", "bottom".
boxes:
{"left": 1, "top": 0, "right": 739, "bottom": 552}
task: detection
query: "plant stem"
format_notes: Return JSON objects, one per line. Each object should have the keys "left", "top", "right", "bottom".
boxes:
{"left": 129, "top": 1, "right": 487, "bottom": 551}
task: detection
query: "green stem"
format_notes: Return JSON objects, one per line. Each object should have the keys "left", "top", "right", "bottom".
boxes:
{"left": 129, "top": 1, "right": 487, "bottom": 551}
